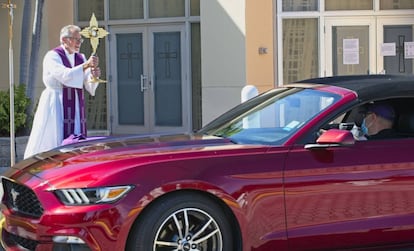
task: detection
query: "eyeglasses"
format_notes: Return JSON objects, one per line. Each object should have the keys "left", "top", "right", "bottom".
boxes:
{"left": 68, "top": 37, "right": 84, "bottom": 43}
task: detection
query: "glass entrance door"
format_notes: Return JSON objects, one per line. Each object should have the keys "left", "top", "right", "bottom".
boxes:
{"left": 377, "top": 18, "right": 414, "bottom": 75}
{"left": 325, "top": 17, "right": 376, "bottom": 76}
{"left": 110, "top": 25, "right": 189, "bottom": 135}
{"left": 325, "top": 17, "right": 414, "bottom": 76}
{"left": 383, "top": 26, "right": 412, "bottom": 74}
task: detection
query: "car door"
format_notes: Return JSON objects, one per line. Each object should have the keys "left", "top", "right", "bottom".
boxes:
{"left": 283, "top": 138, "right": 414, "bottom": 250}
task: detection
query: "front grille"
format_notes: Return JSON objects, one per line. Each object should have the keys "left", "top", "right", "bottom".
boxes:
{"left": 2, "top": 178, "right": 44, "bottom": 218}
{"left": 3, "top": 230, "right": 38, "bottom": 251}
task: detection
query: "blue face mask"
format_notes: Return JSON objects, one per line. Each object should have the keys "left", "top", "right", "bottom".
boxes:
{"left": 361, "top": 119, "right": 368, "bottom": 135}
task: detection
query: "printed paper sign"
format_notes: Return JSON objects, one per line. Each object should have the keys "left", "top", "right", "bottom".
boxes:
{"left": 405, "top": 42, "right": 414, "bottom": 59}
{"left": 343, "top": 39, "right": 359, "bottom": 65}
{"left": 381, "top": 43, "right": 396, "bottom": 56}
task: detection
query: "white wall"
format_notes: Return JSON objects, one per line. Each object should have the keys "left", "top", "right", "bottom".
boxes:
{"left": 200, "top": 0, "right": 246, "bottom": 125}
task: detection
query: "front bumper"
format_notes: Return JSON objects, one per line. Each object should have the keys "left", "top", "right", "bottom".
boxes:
{"left": 0, "top": 204, "right": 129, "bottom": 251}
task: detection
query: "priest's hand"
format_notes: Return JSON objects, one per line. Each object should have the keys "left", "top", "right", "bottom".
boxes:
{"left": 91, "top": 67, "right": 101, "bottom": 78}
{"left": 84, "top": 55, "right": 99, "bottom": 70}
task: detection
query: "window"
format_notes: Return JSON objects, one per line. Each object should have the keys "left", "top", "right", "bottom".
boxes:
{"left": 282, "top": 19, "right": 319, "bottom": 83}
{"left": 202, "top": 88, "right": 340, "bottom": 145}
{"left": 282, "top": 0, "right": 318, "bottom": 11}
{"left": 319, "top": 98, "right": 414, "bottom": 142}
{"left": 77, "top": 1, "right": 104, "bottom": 21}
{"left": 109, "top": 0, "right": 144, "bottom": 19}
{"left": 191, "top": 0, "right": 200, "bottom": 16}
{"left": 149, "top": 0, "right": 185, "bottom": 18}
{"left": 380, "top": 0, "right": 414, "bottom": 10}
{"left": 82, "top": 38, "right": 108, "bottom": 130}
{"left": 191, "top": 23, "right": 202, "bottom": 130}
{"left": 325, "top": 0, "right": 373, "bottom": 11}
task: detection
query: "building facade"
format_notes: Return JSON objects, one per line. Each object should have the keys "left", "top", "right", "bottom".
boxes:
{"left": 1, "top": 0, "right": 413, "bottom": 137}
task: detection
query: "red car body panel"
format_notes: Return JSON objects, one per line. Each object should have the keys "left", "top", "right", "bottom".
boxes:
{"left": 2, "top": 75, "right": 414, "bottom": 251}
{"left": 2, "top": 136, "right": 290, "bottom": 250}
{"left": 284, "top": 139, "right": 414, "bottom": 250}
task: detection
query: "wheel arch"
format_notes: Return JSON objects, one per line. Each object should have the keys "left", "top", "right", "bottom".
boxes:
{"left": 126, "top": 189, "right": 243, "bottom": 250}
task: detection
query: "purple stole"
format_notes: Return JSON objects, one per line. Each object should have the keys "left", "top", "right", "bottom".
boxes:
{"left": 53, "top": 47, "right": 87, "bottom": 139}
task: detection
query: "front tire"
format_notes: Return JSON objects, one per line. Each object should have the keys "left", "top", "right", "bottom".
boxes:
{"left": 126, "top": 192, "right": 236, "bottom": 251}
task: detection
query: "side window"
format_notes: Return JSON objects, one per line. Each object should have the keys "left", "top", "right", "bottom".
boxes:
{"left": 319, "top": 98, "right": 414, "bottom": 142}
{"left": 318, "top": 109, "right": 366, "bottom": 140}
{"left": 393, "top": 99, "right": 414, "bottom": 137}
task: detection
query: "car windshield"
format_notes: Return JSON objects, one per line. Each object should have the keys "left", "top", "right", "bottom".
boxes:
{"left": 199, "top": 87, "right": 341, "bottom": 145}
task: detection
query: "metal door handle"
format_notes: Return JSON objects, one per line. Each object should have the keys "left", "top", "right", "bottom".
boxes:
{"left": 140, "top": 74, "right": 147, "bottom": 92}
{"left": 150, "top": 75, "right": 154, "bottom": 91}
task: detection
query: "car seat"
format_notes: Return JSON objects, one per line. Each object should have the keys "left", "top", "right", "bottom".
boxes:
{"left": 397, "top": 113, "right": 414, "bottom": 136}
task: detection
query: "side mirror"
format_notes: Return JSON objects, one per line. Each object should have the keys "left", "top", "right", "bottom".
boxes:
{"left": 305, "top": 129, "right": 355, "bottom": 149}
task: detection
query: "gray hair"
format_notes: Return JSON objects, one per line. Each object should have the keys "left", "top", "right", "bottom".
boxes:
{"left": 60, "top": 25, "right": 81, "bottom": 44}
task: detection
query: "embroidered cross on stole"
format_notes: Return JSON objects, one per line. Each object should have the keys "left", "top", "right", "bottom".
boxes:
{"left": 53, "top": 47, "right": 87, "bottom": 139}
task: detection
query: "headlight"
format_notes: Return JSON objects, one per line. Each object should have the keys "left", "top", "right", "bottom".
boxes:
{"left": 54, "top": 186, "right": 133, "bottom": 205}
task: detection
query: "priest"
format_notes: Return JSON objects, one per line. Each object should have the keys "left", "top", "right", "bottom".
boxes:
{"left": 24, "top": 25, "right": 101, "bottom": 158}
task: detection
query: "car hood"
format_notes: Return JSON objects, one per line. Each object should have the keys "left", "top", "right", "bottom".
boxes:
{"left": 5, "top": 133, "right": 266, "bottom": 188}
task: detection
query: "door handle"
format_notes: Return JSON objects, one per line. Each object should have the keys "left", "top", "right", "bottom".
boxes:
{"left": 150, "top": 75, "right": 154, "bottom": 91}
{"left": 140, "top": 74, "right": 148, "bottom": 92}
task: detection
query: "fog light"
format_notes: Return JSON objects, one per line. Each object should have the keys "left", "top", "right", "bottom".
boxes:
{"left": 53, "top": 236, "right": 85, "bottom": 244}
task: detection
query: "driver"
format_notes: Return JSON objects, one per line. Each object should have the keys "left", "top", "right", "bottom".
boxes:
{"left": 361, "top": 103, "right": 399, "bottom": 140}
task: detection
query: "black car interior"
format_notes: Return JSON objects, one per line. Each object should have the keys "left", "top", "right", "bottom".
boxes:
{"left": 322, "top": 98, "right": 414, "bottom": 139}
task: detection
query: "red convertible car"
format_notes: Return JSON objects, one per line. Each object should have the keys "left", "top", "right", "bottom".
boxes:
{"left": 1, "top": 75, "right": 414, "bottom": 251}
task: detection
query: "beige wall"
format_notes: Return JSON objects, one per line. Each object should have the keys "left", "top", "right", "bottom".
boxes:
{"left": 0, "top": 0, "right": 73, "bottom": 100}
{"left": 0, "top": 0, "right": 25, "bottom": 90}
{"left": 2, "top": 0, "right": 270, "bottom": 130}
{"left": 201, "top": 0, "right": 246, "bottom": 125}
{"left": 45, "top": 0, "right": 74, "bottom": 47}
{"left": 245, "top": 0, "right": 275, "bottom": 93}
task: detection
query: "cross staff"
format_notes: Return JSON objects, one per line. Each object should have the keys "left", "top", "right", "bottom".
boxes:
{"left": 80, "top": 13, "right": 109, "bottom": 83}
{"left": 2, "top": 0, "right": 16, "bottom": 166}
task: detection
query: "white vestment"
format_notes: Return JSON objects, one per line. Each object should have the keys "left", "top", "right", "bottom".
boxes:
{"left": 24, "top": 46, "right": 99, "bottom": 158}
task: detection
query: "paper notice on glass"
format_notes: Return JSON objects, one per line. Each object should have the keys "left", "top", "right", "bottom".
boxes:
{"left": 381, "top": 43, "right": 396, "bottom": 56}
{"left": 343, "top": 39, "right": 359, "bottom": 65}
{"left": 405, "top": 42, "right": 414, "bottom": 59}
